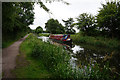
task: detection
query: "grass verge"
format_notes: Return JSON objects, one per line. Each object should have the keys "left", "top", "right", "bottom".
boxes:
{"left": 13, "top": 33, "right": 73, "bottom": 78}
{"left": 71, "top": 33, "right": 120, "bottom": 49}
{"left": 2, "top": 40, "right": 16, "bottom": 48}
{"left": 12, "top": 34, "right": 52, "bottom": 78}
{"left": 13, "top": 54, "right": 51, "bottom": 78}
{"left": 38, "top": 33, "right": 49, "bottom": 37}
{"left": 2, "top": 32, "right": 27, "bottom": 48}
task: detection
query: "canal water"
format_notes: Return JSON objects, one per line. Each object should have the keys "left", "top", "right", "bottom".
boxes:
{"left": 38, "top": 36, "right": 120, "bottom": 76}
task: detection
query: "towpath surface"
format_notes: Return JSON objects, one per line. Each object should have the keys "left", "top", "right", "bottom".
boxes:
{"left": 2, "top": 34, "right": 28, "bottom": 78}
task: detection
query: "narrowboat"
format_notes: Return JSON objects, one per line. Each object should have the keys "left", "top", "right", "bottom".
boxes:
{"left": 49, "top": 34, "right": 72, "bottom": 44}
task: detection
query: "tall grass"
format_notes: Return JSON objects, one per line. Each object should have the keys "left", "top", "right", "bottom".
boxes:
{"left": 30, "top": 34, "right": 75, "bottom": 78}
{"left": 15, "top": 33, "right": 116, "bottom": 79}
{"left": 71, "top": 33, "right": 120, "bottom": 49}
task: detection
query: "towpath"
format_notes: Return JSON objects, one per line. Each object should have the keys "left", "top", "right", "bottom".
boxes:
{"left": 2, "top": 34, "right": 28, "bottom": 78}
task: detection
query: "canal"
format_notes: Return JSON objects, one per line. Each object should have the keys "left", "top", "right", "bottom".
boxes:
{"left": 38, "top": 36, "right": 120, "bottom": 77}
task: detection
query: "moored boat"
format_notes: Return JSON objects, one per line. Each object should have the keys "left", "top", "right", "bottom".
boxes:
{"left": 49, "top": 34, "right": 72, "bottom": 44}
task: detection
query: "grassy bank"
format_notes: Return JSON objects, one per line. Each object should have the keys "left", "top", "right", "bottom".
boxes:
{"left": 13, "top": 33, "right": 73, "bottom": 78}
{"left": 2, "top": 40, "right": 16, "bottom": 48}
{"left": 38, "top": 33, "right": 50, "bottom": 37}
{"left": 13, "top": 53, "right": 51, "bottom": 78}
{"left": 71, "top": 33, "right": 120, "bottom": 49}
{"left": 2, "top": 32, "right": 27, "bottom": 48}
{"left": 12, "top": 35, "right": 52, "bottom": 78}
{"left": 13, "top": 33, "right": 116, "bottom": 79}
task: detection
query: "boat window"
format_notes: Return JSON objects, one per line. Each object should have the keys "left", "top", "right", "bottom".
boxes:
{"left": 65, "top": 35, "right": 68, "bottom": 39}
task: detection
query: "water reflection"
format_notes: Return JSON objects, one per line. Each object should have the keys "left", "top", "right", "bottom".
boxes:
{"left": 72, "top": 45, "right": 84, "bottom": 54}
{"left": 38, "top": 36, "right": 49, "bottom": 42}
{"left": 70, "top": 57, "right": 77, "bottom": 68}
{"left": 70, "top": 44, "right": 120, "bottom": 76}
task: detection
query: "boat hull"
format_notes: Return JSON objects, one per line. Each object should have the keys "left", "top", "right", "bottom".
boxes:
{"left": 50, "top": 38, "right": 72, "bottom": 44}
{"left": 49, "top": 34, "right": 72, "bottom": 45}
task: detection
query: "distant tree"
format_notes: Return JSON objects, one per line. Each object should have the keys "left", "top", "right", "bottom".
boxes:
{"left": 43, "top": 30, "right": 50, "bottom": 33}
{"left": 35, "top": 26, "right": 43, "bottom": 34}
{"left": 45, "top": 18, "right": 64, "bottom": 34}
{"left": 97, "top": 1, "right": 120, "bottom": 38}
{"left": 62, "top": 18, "right": 76, "bottom": 34}
{"left": 76, "top": 13, "right": 97, "bottom": 36}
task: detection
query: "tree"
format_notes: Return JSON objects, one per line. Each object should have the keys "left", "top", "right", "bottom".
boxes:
{"left": 45, "top": 18, "right": 64, "bottom": 34}
{"left": 2, "top": 2, "right": 34, "bottom": 39}
{"left": 76, "top": 13, "right": 97, "bottom": 36}
{"left": 97, "top": 1, "right": 120, "bottom": 38}
{"left": 2, "top": 1, "right": 69, "bottom": 35}
{"left": 2, "top": 1, "right": 69, "bottom": 47}
{"left": 35, "top": 26, "right": 43, "bottom": 34}
{"left": 62, "top": 18, "right": 76, "bottom": 34}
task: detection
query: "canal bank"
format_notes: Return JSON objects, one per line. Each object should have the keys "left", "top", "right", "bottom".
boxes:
{"left": 38, "top": 35, "right": 120, "bottom": 79}
{"left": 71, "top": 34, "right": 120, "bottom": 49}
{"left": 13, "top": 33, "right": 120, "bottom": 79}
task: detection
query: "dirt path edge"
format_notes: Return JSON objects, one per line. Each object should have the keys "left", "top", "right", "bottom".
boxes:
{"left": 2, "top": 34, "right": 29, "bottom": 78}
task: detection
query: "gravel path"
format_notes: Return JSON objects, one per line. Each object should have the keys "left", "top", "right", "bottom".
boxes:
{"left": 2, "top": 34, "right": 28, "bottom": 78}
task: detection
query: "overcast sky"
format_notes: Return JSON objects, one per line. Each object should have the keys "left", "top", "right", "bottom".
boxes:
{"left": 29, "top": 0, "right": 106, "bottom": 31}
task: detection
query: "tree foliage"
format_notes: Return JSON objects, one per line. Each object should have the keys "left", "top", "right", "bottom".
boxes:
{"left": 35, "top": 26, "right": 43, "bottom": 34}
{"left": 62, "top": 18, "right": 76, "bottom": 34}
{"left": 76, "top": 13, "right": 97, "bottom": 36}
{"left": 45, "top": 18, "right": 64, "bottom": 34}
{"left": 2, "top": 1, "right": 69, "bottom": 48}
{"left": 97, "top": 1, "right": 120, "bottom": 38}
{"left": 2, "top": 2, "right": 34, "bottom": 41}
{"left": 2, "top": 2, "right": 34, "bottom": 32}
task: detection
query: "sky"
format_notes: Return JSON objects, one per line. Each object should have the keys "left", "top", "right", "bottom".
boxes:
{"left": 29, "top": 0, "right": 106, "bottom": 32}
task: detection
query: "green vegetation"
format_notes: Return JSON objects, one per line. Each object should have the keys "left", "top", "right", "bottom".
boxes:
{"left": 2, "top": 2, "right": 34, "bottom": 48}
{"left": 45, "top": 18, "right": 65, "bottom": 34}
{"left": 44, "top": 18, "right": 76, "bottom": 34}
{"left": 13, "top": 55, "right": 51, "bottom": 78}
{"left": 35, "top": 26, "right": 43, "bottom": 34}
{"left": 12, "top": 34, "right": 51, "bottom": 78}
{"left": 97, "top": 1, "right": 120, "bottom": 38}
{"left": 2, "top": 1, "right": 64, "bottom": 48}
{"left": 62, "top": 18, "right": 76, "bottom": 34}
{"left": 13, "top": 33, "right": 115, "bottom": 79}
{"left": 71, "top": 33, "right": 120, "bottom": 49}
{"left": 2, "top": 32, "right": 27, "bottom": 48}
{"left": 3, "top": 1, "right": 120, "bottom": 79}
{"left": 38, "top": 33, "right": 49, "bottom": 37}
{"left": 76, "top": 13, "right": 97, "bottom": 36}
{"left": 13, "top": 33, "right": 73, "bottom": 78}
{"left": 2, "top": 39, "right": 16, "bottom": 48}
{"left": 75, "top": 0, "right": 120, "bottom": 39}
